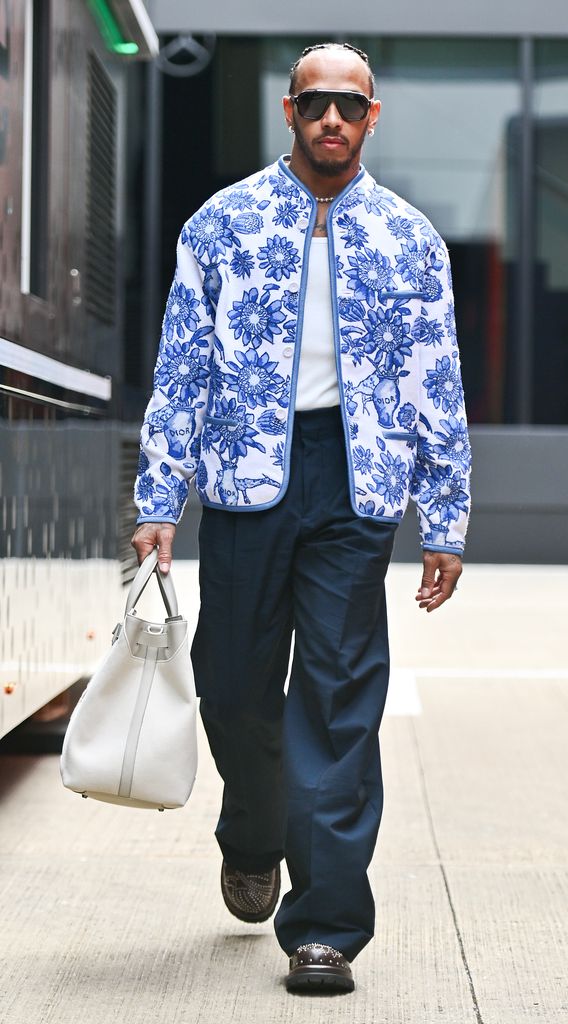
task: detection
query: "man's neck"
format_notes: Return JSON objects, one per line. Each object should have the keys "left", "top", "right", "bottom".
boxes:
{"left": 286, "top": 151, "right": 360, "bottom": 200}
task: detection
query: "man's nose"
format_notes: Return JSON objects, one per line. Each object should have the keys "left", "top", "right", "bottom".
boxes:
{"left": 321, "top": 101, "right": 343, "bottom": 128}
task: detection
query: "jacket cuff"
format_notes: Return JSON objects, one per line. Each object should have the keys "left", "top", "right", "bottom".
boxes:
{"left": 135, "top": 515, "right": 178, "bottom": 526}
{"left": 422, "top": 543, "right": 464, "bottom": 556}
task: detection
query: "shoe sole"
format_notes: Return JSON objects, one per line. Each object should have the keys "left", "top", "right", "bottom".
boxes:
{"left": 286, "top": 967, "right": 355, "bottom": 993}
{"left": 220, "top": 865, "right": 281, "bottom": 924}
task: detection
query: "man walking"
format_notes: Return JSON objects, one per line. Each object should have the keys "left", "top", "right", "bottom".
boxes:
{"left": 132, "top": 42, "right": 470, "bottom": 992}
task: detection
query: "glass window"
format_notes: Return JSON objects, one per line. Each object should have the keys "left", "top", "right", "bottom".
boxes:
{"left": 533, "top": 41, "right": 568, "bottom": 426}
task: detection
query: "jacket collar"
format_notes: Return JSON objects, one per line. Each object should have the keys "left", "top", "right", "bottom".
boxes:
{"left": 277, "top": 155, "right": 366, "bottom": 212}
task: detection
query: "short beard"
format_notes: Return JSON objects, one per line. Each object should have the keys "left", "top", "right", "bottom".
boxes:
{"left": 292, "top": 113, "right": 365, "bottom": 178}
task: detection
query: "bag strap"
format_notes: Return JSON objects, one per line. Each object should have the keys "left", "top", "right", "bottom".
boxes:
{"left": 124, "top": 548, "right": 179, "bottom": 618}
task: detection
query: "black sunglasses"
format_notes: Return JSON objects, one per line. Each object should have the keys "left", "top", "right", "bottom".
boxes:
{"left": 290, "top": 89, "right": 372, "bottom": 123}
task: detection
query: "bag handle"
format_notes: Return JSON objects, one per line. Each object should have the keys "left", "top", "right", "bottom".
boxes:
{"left": 124, "top": 548, "right": 179, "bottom": 618}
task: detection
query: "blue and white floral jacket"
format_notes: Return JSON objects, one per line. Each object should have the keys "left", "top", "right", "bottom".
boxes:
{"left": 135, "top": 157, "right": 471, "bottom": 553}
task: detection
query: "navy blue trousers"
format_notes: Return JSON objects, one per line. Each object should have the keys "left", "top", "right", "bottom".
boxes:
{"left": 191, "top": 406, "right": 396, "bottom": 961}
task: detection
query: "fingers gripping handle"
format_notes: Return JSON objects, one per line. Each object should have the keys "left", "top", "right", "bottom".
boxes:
{"left": 125, "top": 548, "right": 179, "bottom": 618}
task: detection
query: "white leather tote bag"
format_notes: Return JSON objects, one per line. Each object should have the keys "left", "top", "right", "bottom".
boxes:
{"left": 61, "top": 549, "right": 197, "bottom": 810}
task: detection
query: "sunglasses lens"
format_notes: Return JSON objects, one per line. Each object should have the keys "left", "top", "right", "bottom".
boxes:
{"left": 337, "top": 94, "right": 369, "bottom": 121}
{"left": 295, "top": 91, "right": 369, "bottom": 122}
{"left": 296, "top": 92, "right": 328, "bottom": 119}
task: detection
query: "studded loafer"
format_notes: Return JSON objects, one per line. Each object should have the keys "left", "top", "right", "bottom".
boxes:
{"left": 286, "top": 943, "right": 354, "bottom": 992}
{"left": 220, "top": 861, "right": 281, "bottom": 923}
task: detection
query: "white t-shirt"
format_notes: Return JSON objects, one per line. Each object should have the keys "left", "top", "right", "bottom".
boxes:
{"left": 295, "top": 237, "right": 340, "bottom": 411}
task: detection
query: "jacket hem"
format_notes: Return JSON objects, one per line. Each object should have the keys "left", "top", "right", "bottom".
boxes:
{"left": 198, "top": 490, "right": 402, "bottom": 524}
{"left": 198, "top": 474, "right": 290, "bottom": 512}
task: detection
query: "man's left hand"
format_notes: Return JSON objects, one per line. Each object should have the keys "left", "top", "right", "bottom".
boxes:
{"left": 416, "top": 551, "right": 462, "bottom": 613}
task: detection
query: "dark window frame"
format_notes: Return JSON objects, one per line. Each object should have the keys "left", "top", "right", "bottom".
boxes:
{"left": 29, "top": 0, "right": 50, "bottom": 300}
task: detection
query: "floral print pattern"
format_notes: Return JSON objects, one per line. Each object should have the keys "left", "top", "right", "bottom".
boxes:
{"left": 346, "top": 247, "right": 395, "bottom": 306}
{"left": 228, "top": 286, "right": 286, "bottom": 349}
{"left": 223, "top": 349, "right": 286, "bottom": 410}
{"left": 257, "top": 235, "right": 300, "bottom": 281}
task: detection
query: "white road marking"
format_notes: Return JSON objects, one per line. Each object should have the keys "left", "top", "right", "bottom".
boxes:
{"left": 385, "top": 669, "right": 422, "bottom": 716}
{"left": 383, "top": 665, "right": 568, "bottom": 718}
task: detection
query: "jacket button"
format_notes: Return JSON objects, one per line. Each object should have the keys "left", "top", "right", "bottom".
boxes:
{"left": 275, "top": 409, "right": 286, "bottom": 421}
{"left": 283, "top": 346, "right": 293, "bottom": 358}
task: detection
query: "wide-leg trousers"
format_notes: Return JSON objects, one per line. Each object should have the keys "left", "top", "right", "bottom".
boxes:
{"left": 191, "top": 405, "right": 397, "bottom": 961}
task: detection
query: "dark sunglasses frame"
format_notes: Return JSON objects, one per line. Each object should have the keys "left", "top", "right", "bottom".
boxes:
{"left": 290, "top": 89, "right": 372, "bottom": 122}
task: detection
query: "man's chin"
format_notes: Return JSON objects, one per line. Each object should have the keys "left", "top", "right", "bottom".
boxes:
{"left": 291, "top": 125, "right": 362, "bottom": 179}
{"left": 310, "top": 154, "right": 353, "bottom": 177}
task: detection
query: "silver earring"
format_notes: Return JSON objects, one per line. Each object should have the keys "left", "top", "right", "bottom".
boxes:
{"left": 368, "top": 128, "right": 375, "bottom": 137}
{"left": 288, "top": 125, "right": 294, "bottom": 134}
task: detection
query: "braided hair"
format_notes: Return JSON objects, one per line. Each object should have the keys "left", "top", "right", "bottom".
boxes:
{"left": 289, "top": 42, "right": 375, "bottom": 97}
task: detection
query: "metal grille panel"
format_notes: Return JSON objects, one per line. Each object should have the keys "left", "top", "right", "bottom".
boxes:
{"left": 85, "top": 53, "right": 117, "bottom": 324}
{"left": 119, "top": 437, "right": 141, "bottom": 585}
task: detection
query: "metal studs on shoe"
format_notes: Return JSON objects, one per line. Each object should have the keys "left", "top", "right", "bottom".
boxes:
{"left": 220, "top": 861, "right": 281, "bottom": 923}
{"left": 286, "top": 943, "right": 354, "bottom": 992}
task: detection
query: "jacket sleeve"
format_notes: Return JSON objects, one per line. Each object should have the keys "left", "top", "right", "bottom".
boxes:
{"left": 133, "top": 228, "right": 215, "bottom": 525}
{"left": 410, "top": 235, "right": 471, "bottom": 554}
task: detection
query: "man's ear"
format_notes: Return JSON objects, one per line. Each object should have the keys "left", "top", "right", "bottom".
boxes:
{"left": 282, "top": 95, "right": 294, "bottom": 130}
{"left": 369, "top": 99, "right": 381, "bottom": 132}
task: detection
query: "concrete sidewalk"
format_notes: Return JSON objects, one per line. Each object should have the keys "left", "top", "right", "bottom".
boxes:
{"left": 0, "top": 564, "right": 567, "bottom": 1023}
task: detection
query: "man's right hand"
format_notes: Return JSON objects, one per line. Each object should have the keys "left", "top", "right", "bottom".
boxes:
{"left": 131, "top": 522, "right": 176, "bottom": 574}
